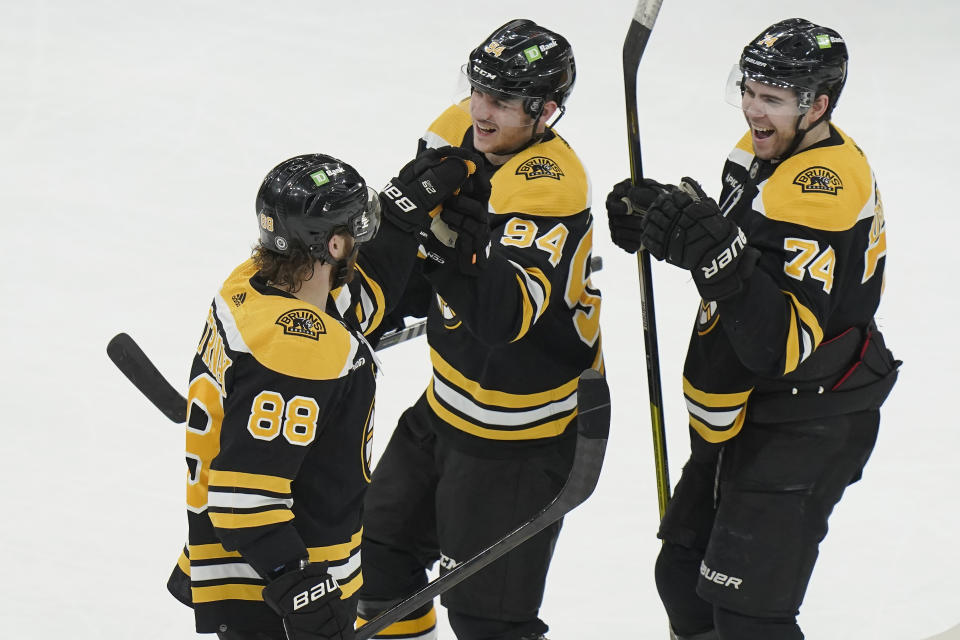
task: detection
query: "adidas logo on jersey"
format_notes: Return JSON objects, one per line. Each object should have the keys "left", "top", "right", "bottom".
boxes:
{"left": 232, "top": 292, "right": 246, "bottom": 307}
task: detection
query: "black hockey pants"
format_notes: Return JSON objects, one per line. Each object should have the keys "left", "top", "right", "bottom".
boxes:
{"left": 357, "top": 394, "right": 573, "bottom": 640}
{"left": 655, "top": 409, "right": 880, "bottom": 640}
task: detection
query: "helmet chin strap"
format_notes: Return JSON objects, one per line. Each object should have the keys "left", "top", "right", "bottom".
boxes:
{"left": 488, "top": 103, "right": 566, "bottom": 160}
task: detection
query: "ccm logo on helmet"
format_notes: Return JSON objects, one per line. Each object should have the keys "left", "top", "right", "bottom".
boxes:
{"left": 701, "top": 228, "right": 747, "bottom": 280}
{"left": 292, "top": 575, "right": 340, "bottom": 611}
{"left": 382, "top": 182, "right": 417, "bottom": 213}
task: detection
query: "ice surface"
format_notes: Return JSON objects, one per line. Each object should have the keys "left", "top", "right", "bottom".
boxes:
{"left": 3, "top": 1, "right": 957, "bottom": 637}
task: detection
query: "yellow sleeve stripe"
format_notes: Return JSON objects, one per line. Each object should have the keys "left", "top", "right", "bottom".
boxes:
{"left": 188, "top": 543, "right": 242, "bottom": 561}
{"left": 354, "top": 263, "right": 387, "bottom": 335}
{"left": 430, "top": 348, "right": 580, "bottom": 408}
{"left": 358, "top": 606, "right": 437, "bottom": 635}
{"left": 208, "top": 470, "right": 291, "bottom": 494}
{"left": 784, "top": 302, "right": 800, "bottom": 374}
{"left": 681, "top": 378, "right": 752, "bottom": 407}
{"left": 514, "top": 273, "right": 535, "bottom": 342}
{"left": 307, "top": 529, "right": 363, "bottom": 563}
{"left": 209, "top": 508, "right": 294, "bottom": 529}
{"left": 781, "top": 290, "right": 824, "bottom": 375}
{"left": 177, "top": 549, "right": 191, "bottom": 575}
{"left": 338, "top": 571, "right": 363, "bottom": 599}
{"left": 510, "top": 266, "right": 551, "bottom": 343}
{"left": 427, "top": 384, "right": 575, "bottom": 439}
{"left": 192, "top": 583, "right": 263, "bottom": 603}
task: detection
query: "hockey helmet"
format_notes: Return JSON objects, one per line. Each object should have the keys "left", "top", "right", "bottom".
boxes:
{"left": 726, "top": 18, "right": 848, "bottom": 116}
{"left": 256, "top": 154, "right": 381, "bottom": 264}
{"left": 462, "top": 19, "right": 576, "bottom": 120}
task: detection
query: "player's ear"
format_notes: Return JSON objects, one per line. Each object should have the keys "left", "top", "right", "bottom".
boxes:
{"left": 539, "top": 101, "right": 559, "bottom": 126}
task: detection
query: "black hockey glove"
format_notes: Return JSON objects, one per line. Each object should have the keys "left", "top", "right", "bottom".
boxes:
{"left": 380, "top": 146, "right": 481, "bottom": 238}
{"left": 261, "top": 562, "right": 354, "bottom": 640}
{"left": 642, "top": 177, "right": 759, "bottom": 301}
{"left": 436, "top": 194, "right": 491, "bottom": 276}
{"left": 605, "top": 177, "right": 673, "bottom": 253}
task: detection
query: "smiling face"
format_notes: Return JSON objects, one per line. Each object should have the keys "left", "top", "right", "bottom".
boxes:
{"left": 469, "top": 90, "right": 557, "bottom": 164}
{"left": 741, "top": 79, "right": 828, "bottom": 160}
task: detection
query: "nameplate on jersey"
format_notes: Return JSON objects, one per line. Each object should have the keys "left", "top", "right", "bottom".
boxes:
{"left": 792, "top": 166, "right": 843, "bottom": 195}
{"left": 516, "top": 156, "right": 564, "bottom": 181}
{"left": 275, "top": 309, "right": 327, "bottom": 340}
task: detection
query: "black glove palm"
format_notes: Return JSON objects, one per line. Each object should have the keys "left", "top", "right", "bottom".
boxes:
{"left": 262, "top": 562, "right": 354, "bottom": 640}
{"left": 605, "top": 177, "right": 673, "bottom": 253}
{"left": 642, "top": 178, "right": 759, "bottom": 300}
{"left": 436, "top": 194, "right": 491, "bottom": 276}
{"left": 380, "top": 146, "right": 481, "bottom": 238}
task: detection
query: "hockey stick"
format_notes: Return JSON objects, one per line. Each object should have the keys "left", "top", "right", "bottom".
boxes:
{"left": 107, "top": 333, "right": 188, "bottom": 424}
{"left": 623, "top": 0, "right": 671, "bottom": 518}
{"left": 356, "top": 369, "right": 609, "bottom": 640}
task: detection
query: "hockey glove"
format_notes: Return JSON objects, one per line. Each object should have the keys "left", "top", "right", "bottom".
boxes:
{"left": 261, "top": 562, "right": 354, "bottom": 640}
{"left": 380, "top": 146, "right": 482, "bottom": 238}
{"left": 435, "top": 194, "right": 491, "bottom": 276}
{"left": 605, "top": 177, "right": 673, "bottom": 253}
{"left": 642, "top": 177, "right": 759, "bottom": 301}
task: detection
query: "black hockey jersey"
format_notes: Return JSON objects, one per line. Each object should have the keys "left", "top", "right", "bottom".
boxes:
{"left": 682, "top": 125, "right": 887, "bottom": 444}
{"left": 402, "top": 101, "right": 604, "bottom": 450}
{"left": 170, "top": 242, "right": 411, "bottom": 632}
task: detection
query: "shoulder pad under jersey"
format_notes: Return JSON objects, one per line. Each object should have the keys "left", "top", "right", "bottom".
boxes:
{"left": 490, "top": 132, "right": 589, "bottom": 218}
{"left": 422, "top": 102, "right": 473, "bottom": 150}
{"left": 758, "top": 126, "right": 876, "bottom": 232}
{"left": 216, "top": 260, "right": 359, "bottom": 380}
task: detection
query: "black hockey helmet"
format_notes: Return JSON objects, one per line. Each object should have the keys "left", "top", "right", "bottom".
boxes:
{"left": 738, "top": 18, "right": 848, "bottom": 116}
{"left": 256, "top": 154, "right": 380, "bottom": 264}
{"left": 464, "top": 19, "right": 576, "bottom": 119}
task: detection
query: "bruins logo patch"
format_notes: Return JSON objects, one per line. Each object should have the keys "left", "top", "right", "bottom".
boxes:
{"left": 516, "top": 156, "right": 563, "bottom": 181}
{"left": 276, "top": 308, "right": 326, "bottom": 340}
{"left": 793, "top": 166, "right": 843, "bottom": 195}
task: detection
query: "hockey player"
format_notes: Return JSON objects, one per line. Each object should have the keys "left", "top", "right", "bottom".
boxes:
{"left": 606, "top": 19, "right": 899, "bottom": 640}
{"left": 356, "top": 19, "right": 602, "bottom": 640}
{"left": 166, "top": 151, "right": 477, "bottom": 639}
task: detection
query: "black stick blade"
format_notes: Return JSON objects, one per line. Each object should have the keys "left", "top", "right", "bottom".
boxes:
{"left": 106, "top": 333, "right": 187, "bottom": 424}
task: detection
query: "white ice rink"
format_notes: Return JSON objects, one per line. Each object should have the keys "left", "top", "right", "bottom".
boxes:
{"left": 3, "top": 1, "right": 958, "bottom": 637}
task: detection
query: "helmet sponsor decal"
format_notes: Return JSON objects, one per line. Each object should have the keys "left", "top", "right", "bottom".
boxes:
{"left": 793, "top": 166, "right": 844, "bottom": 195}
{"left": 523, "top": 45, "right": 542, "bottom": 62}
{"left": 274, "top": 236, "right": 288, "bottom": 251}
{"left": 516, "top": 156, "right": 564, "bottom": 181}
{"left": 310, "top": 170, "right": 330, "bottom": 186}
{"left": 816, "top": 34, "right": 832, "bottom": 49}
{"left": 275, "top": 309, "right": 327, "bottom": 340}
{"left": 484, "top": 41, "right": 506, "bottom": 57}
{"left": 760, "top": 35, "right": 779, "bottom": 48}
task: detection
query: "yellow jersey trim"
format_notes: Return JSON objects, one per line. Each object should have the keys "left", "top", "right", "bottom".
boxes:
{"left": 427, "top": 384, "right": 576, "bottom": 439}
{"left": 208, "top": 470, "right": 292, "bottom": 494}
{"left": 430, "top": 348, "right": 580, "bottom": 408}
